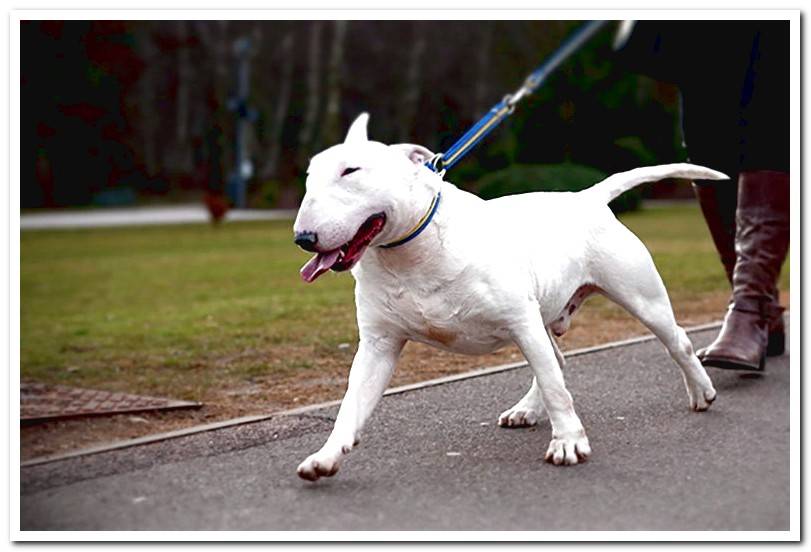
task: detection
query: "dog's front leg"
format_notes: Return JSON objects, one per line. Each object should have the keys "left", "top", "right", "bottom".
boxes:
{"left": 296, "top": 334, "right": 404, "bottom": 481}
{"left": 511, "top": 315, "right": 591, "bottom": 465}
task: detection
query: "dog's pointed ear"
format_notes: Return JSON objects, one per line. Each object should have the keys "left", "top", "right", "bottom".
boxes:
{"left": 344, "top": 113, "right": 369, "bottom": 144}
{"left": 390, "top": 143, "right": 435, "bottom": 166}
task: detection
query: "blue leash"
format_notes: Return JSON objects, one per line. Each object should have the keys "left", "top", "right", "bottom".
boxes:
{"left": 425, "top": 20, "right": 607, "bottom": 175}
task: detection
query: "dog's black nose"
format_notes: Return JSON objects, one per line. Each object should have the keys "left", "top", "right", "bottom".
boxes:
{"left": 294, "top": 231, "right": 319, "bottom": 252}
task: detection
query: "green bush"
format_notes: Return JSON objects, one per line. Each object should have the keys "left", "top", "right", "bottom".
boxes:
{"left": 251, "top": 178, "right": 281, "bottom": 209}
{"left": 474, "top": 162, "right": 642, "bottom": 213}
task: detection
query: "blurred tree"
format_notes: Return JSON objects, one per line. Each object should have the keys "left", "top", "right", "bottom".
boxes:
{"left": 322, "top": 21, "right": 348, "bottom": 147}
{"left": 262, "top": 30, "right": 295, "bottom": 180}
{"left": 175, "top": 20, "right": 192, "bottom": 170}
{"left": 398, "top": 22, "right": 427, "bottom": 142}
{"left": 296, "top": 21, "right": 323, "bottom": 166}
{"left": 22, "top": 20, "right": 145, "bottom": 207}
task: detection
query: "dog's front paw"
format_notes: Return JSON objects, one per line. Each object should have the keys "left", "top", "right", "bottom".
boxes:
{"left": 685, "top": 376, "right": 717, "bottom": 412}
{"left": 688, "top": 384, "right": 717, "bottom": 412}
{"left": 498, "top": 405, "right": 542, "bottom": 428}
{"left": 545, "top": 430, "right": 591, "bottom": 466}
{"left": 296, "top": 450, "right": 343, "bottom": 481}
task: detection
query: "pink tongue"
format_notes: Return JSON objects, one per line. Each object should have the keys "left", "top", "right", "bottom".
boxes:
{"left": 300, "top": 250, "right": 342, "bottom": 283}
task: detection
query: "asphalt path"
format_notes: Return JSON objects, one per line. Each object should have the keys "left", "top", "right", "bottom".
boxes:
{"left": 20, "top": 325, "right": 791, "bottom": 531}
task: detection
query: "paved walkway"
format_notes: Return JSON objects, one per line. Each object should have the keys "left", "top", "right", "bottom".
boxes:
{"left": 20, "top": 326, "right": 791, "bottom": 531}
{"left": 20, "top": 205, "right": 296, "bottom": 230}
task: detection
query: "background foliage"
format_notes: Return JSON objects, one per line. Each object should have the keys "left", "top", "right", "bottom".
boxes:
{"left": 22, "top": 20, "right": 687, "bottom": 209}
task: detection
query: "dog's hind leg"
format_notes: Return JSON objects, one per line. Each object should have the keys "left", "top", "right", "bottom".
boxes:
{"left": 497, "top": 329, "right": 561, "bottom": 428}
{"left": 618, "top": 295, "right": 716, "bottom": 411}
{"left": 595, "top": 226, "right": 717, "bottom": 411}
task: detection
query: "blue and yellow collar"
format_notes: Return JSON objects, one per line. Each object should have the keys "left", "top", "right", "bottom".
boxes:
{"left": 380, "top": 191, "right": 442, "bottom": 249}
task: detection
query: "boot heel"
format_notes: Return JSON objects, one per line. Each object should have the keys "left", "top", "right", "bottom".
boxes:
{"left": 767, "top": 330, "right": 785, "bottom": 357}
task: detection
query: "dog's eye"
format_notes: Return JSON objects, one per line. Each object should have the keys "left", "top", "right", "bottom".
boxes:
{"left": 341, "top": 167, "right": 361, "bottom": 177}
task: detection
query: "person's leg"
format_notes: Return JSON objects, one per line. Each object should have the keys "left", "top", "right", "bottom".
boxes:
{"left": 692, "top": 177, "right": 786, "bottom": 358}
{"left": 675, "top": 23, "right": 744, "bottom": 294}
{"left": 678, "top": 88, "right": 785, "bottom": 362}
{"left": 620, "top": 21, "right": 790, "bottom": 368}
{"left": 700, "top": 171, "right": 789, "bottom": 370}
{"left": 692, "top": 177, "right": 738, "bottom": 284}
{"left": 698, "top": 23, "right": 790, "bottom": 369}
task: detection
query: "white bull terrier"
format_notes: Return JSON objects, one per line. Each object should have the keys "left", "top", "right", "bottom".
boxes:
{"left": 292, "top": 113, "right": 722, "bottom": 481}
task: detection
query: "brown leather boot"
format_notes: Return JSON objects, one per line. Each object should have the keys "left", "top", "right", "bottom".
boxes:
{"left": 700, "top": 170, "right": 789, "bottom": 371}
{"left": 692, "top": 179, "right": 786, "bottom": 359}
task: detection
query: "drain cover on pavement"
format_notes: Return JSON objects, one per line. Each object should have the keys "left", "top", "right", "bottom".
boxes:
{"left": 21, "top": 382, "right": 202, "bottom": 423}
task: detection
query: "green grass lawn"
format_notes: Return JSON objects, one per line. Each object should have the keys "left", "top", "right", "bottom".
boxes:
{"left": 20, "top": 203, "right": 790, "bottom": 402}
{"left": 21, "top": 220, "right": 359, "bottom": 400}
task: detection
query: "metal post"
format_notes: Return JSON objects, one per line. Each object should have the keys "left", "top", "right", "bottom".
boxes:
{"left": 228, "top": 37, "right": 256, "bottom": 209}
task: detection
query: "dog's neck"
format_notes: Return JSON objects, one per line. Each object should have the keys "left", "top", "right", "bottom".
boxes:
{"left": 379, "top": 190, "right": 442, "bottom": 249}
{"left": 375, "top": 170, "right": 443, "bottom": 248}
{"left": 360, "top": 178, "right": 480, "bottom": 280}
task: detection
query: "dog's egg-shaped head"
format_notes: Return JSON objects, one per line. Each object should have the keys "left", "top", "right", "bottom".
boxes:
{"left": 293, "top": 113, "right": 436, "bottom": 281}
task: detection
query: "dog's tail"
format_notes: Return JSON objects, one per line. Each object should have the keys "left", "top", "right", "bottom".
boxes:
{"left": 584, "top": 163, "right": 729, "bottom": 205}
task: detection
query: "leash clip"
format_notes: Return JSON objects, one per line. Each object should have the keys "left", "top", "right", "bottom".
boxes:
{"left": 506, "top": 66, "right": 549, "bottom": 109}
{"left": 502, "top": 93, "right": 519, "bottom": 113}
{"left": 506, "top": 76, "right": 539, "bottom": 109}
{"left": 428, "top": 153, "right": 447, "bottom": 178}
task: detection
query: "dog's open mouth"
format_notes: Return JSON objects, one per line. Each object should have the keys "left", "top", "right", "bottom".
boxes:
{"left": 300, "top": 213, "right": 387, "bottom": 283}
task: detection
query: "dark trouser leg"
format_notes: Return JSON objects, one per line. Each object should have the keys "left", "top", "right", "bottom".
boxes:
{"left": 700, "top": 170, "right": 789, "bottom": 371}
{"left": 692, "top": 179, "right": 738, "bottom": 282}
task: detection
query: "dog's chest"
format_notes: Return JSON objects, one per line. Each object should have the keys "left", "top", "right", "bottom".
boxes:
{"left": 368, "top": 276, "right": 512, "bottom": 354}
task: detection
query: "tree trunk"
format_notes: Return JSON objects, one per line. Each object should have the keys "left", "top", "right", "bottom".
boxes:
{"left": 135, "top": 28, "right": 158, "bottom": 176}
{"left": 399, "top": 23, "right": 427, "bottom": 142}
{"left": 194, "top": 20, "right": 231, "bottom": 170}
{"left": 175, "top": 20, "right": 192, "bottom": 171}
{"left": 193, "top": 21, "right": 230, "bottom": 100}
{"left": 262, "top": 30, "right": 295, "bottom": 179}
{"left": 297, "top": 21, "right": 324, "bottom": 164}
{"left": 474, "top": 21, "right": 493, "bottom": 117}
{"left": 323, "top": 20, "right": 348, "bottom": 146}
